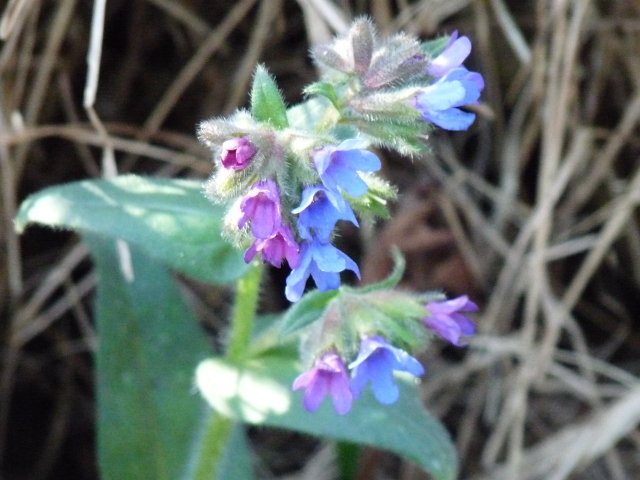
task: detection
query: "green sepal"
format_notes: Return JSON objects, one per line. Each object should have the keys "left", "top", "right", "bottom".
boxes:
{"left": 349, "top": 118, "right": 430, "bottom": 156}
{"left": 363, "top": 291, "right": 430, "bottom": 350}
{"left": 250, "top": 64, "right": 289, "bottom": 129}
{"left": 346, "top": 175, "right": 397, "bottom": 221}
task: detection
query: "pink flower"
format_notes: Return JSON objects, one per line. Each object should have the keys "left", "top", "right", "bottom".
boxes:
{"left": 424, "top": 295, "right": 478, "bottom": 346}
{"left": 238, "top": 179, "right": 281, "bottom": 239}
{"left": 292, "top": 352, "right": 352, "bottom": 415}
{"left": 243, "top": 224, "right": 300, "bottom": 268}
{"left": 220, "top": 137, "right": 256, "bottom": 170}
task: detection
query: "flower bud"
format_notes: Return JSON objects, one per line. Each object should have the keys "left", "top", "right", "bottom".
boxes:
{"left": 350, "top": 18, "right": 374, "bottom": 75}
{"left": 220, "top": 137, "right": 257, "bottom": 170}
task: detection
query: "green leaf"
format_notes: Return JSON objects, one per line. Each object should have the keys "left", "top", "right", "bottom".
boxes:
{"left": 303, "top": 81, "right": 340, "bottom": 109}
{"left": 15, "top": 175, "right": 248, "bottom": 284}
{"left": 215, "top": 423, "right": 255, "bottom": 480}
{"left": 279, "top": 289, "right": 339, "bottom": 337}
{"left": 86, "top": 236, "right": 213, "bottom": 480}
{"left": 196, "top": 354, "right": 457, "bottom": 480}
{"left": 250, "top": 64, "right": 289, "bottom": 129}
{"left": 286, "top": 97, "right": 336, "bottom": 132}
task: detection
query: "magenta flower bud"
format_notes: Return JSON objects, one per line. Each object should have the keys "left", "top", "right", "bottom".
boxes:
{"left": 220, "top": 137, "right": 256, "bottom": 170}
{"left": 243, "top": 224, "right": 300, "bottom": 268}
{"left": 423, "top": 295, "right": 478, "bottom": 346}
{"left": 238, "top": 179, "right": 282, "bottom": 239}
{"left": 292, "top": 351, "right": 352, "bottom": 415}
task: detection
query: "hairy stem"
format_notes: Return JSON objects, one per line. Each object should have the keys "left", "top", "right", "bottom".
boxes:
{"left": 226, "top": 263, "right": 263, "bottom": 362}
{"left": 192, "top": 263, "right": 263, "bottom": 479}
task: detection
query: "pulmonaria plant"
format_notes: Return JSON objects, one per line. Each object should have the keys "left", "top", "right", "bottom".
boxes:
{"left": 198, "top": 18, "right": 483, "bottom": 414}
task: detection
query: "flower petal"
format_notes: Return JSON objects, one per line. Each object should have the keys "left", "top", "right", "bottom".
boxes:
{"left": 367, "top": 356, "right": 400, "bottom": 404}
{"left": 416, "top": 82, "right": 466, "bottom": 111}
{"left": 427, "top": 36, "right": 471, "bottom": 77}
{"left": 423, "top": 107, "right": 476, "bottom": 131}
{"left": 302, "top": 372, "right": 330, "bottom": 412}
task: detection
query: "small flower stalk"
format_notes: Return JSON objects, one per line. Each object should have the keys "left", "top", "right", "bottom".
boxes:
{"left": 198, "top": 18, "right": 484, "bottom": 414}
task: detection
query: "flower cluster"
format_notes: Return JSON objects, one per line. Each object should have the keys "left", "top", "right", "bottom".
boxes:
{"left": 198, "top": 21, "right": 484, "bottom": 304}
{"left": 197, "top": 19, "right": 485, "bottom": 416}
{"left": 221, "top": 137, "right": 381, "bottom": 302}
{"left": 293, "top": 296, "right": 477, "bottom": 414}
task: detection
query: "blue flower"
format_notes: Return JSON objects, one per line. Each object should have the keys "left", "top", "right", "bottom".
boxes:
{"left": 313, "top": 139, "right": 381, "bottom": 197}
{"left": 292, "top": 351, "right": 353, "bottom": 415}
{"left": 349, "top": 336, "right": 424, "bottom": 405}
{"left": 285, "top": 238, "right": 360, "bottom": 302}
{"left": 414, "top": 67, "right": 484, "bottom": 131}
{"left": 292, "top": 185, "right": 358, "bottom": 242}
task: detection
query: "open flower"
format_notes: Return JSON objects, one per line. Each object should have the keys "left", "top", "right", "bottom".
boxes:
{"left": 349, "top": 336, "right": 424, "bottom": 405}
{"left": 285, "top": 238, "right": 360, "bottom": 302}
{"left": 424, "top": 295, "right": 478, "bottom": 346}
{"left": 238, "top": 179, "right": 281, "bottom": 239}
{"left": 292, "top": 351, "right": 352, "bottom": 415}
{"left": 313, "top": 139, "right": 381, "bottom": 197}
{"left": 220, "top": 136, "right": 257, "bottom": 170}
{"left": 426, "top": 32, "right": 472, "bottom": 78}
{"left": 413, "top": 67, "right": 484, "bottom": 130}
{"left": 243, "top": 224, "right": 300, "bottom": 268}
{"left": 293, "top": 185, "right": 358, "bottom": 242}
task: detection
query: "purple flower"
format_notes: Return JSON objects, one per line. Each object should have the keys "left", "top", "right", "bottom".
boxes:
{"left": 426, "top": 32, "right": 472, "bottom": 78}
{"left": 292, "top": 351, "right": 352, "bottom": 415}
{"left": 220, "top": 137, "right": 256, "bottom": 170}
{"left": 292, "top": 185, "right": 358, "bottom": 242}
{"left": 424, "top": 295, "right": 478, "bottom": 346}
{"left": 414, "top": 67, "right": 484, "bottom": 131}
{"left": 243, "top": 224, "right": 300, "bottom": 268}
{"left": 349, "top": 336, "right": 424, "bottom": 405}
{"left": 238, "top": 179, "right": 281, "bottom": 239}
{"left": 285, "top": 238, "right": 360, "bottom": 302}
{"left": 313, "top": 139, "right": 381, "bottom": 197}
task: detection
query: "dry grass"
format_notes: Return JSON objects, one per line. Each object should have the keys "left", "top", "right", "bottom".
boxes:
{"left": 1, "top": 1, "right": 640, "bottom": 479}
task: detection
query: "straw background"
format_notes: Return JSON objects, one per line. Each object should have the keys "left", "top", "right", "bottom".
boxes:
{"left": 1, "top": 1, "right": 640, "bottom": 479}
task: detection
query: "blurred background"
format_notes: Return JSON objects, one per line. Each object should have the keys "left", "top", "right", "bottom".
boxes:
{"left": 1, "top": 0, "right": 640, "bottom": 478}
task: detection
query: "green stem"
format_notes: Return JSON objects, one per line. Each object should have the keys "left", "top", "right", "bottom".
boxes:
{"left": 226, "top": 263, "right": 263, "bottom": 362}
{"left": 192, "top": 415, "right": 233, "bottom": 480}
{"left": 192, "top": 263, "right": 263, "bottom": 480}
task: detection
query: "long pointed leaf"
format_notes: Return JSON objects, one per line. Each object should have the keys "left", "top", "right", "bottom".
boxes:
{"left": 87, "top": 236, "right": 213, "bottom": 480}
{"left": 196, "top": 354, "right": 457, "bottom": 480}
{"left": 15, "top": 175, "right": 248, "bottom": 284}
